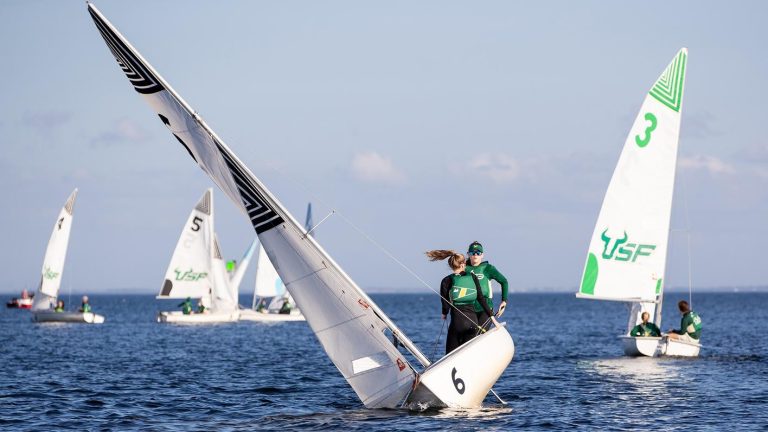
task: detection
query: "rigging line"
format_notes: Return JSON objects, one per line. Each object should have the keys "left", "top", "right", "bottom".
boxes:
{"left": 263, "top": 162, "right": 486, "bottom": 331}
{"left": 430, "top": 319, "right": 447, "bottom": 361}
{"left": 302, "top": 210, "right": 334, "bottom": 239}
{"left": 679, "top": 166, "right": 694, "bottom": 308}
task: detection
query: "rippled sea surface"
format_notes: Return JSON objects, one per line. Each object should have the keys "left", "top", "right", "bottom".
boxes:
{"left": 1, "top": 292, "right": 766, "bottom": 430}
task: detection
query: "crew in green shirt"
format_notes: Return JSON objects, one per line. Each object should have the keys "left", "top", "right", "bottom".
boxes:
{"left": 668, "top": 300, "right": 702, "bottom": 342}
{"left": 197, "top": 299, "right": 206, "bottom": 314}
{"left": 465, "top": 241, "right": 509, "bottom": 329}
{"left": 630, "top": 311, "right": 661, "bottom": 337}
{"left": 54, "top": 299, "right": 65, "bottom": 313}
{"left": 178, "top": 297, "right": 193, "bottom": 315}
{"left": 78, "top": 295, "right": 92, "bottom": 313}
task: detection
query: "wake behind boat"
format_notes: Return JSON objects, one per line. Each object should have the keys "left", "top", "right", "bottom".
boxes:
{"left": 576, "top": 48, "right": 700, "bottom": 357}
{"left": 31, "top": 189, "right": 105, "bottom": 324}
{"left": 88, "top": 2, "right": 513, "bottom": 408}
{"left": 157, "top": 189, "right": 256, "bottom": 324}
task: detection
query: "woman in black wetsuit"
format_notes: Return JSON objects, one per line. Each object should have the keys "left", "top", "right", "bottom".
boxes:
{"left": 426, "top": 250, "right": 497, "bottom": 354}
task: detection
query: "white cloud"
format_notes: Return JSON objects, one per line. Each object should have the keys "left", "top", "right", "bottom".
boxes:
{"left": 467, "top": 153, "right": 521, "bottom": 184}
{"left": 90, "top": 118, "right": 150, "bottom": 147}
{"left": 350, "top": 151, "right": 407, "bottom": 185}
{"left": 679, "top": 155, "right": 735, "bottom": 175}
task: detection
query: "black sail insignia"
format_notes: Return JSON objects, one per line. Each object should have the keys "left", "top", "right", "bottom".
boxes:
{"left": 88, "top": 7, "right": 164, "bottom": 94}
{"left": 214, "top": 139, "right": 284, "bottom": 234}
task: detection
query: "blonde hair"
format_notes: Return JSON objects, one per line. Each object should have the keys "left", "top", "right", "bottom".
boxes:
{"left": 425, "top": 250, "right": 465, "bottom": 271}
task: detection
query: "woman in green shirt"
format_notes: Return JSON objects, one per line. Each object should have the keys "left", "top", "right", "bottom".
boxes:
{"left": 428, "top": 250, "right": 497, "bottom": 354}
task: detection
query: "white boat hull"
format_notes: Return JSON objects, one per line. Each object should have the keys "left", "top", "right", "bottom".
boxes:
{"left": 33, "top": 311, "right": 105, "bottom": 324}
{"left": 406, "top": 324, "right": 515, "bottom": 409}
{"left": 157, "top": 310, "right": 239, "bottom": 323}
{"left": 620, "top": 335, "right": 700, "bottom": 357}
{"left": 238, "top": 309, "right": 305, "bottom": 322}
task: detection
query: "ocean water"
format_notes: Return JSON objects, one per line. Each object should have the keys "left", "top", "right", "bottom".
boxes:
{"left": 1, "top": 292, "right": 766, "bottom": 431}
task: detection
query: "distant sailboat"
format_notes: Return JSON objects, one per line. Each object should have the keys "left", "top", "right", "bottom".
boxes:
{"left": 157, "top": 189, "right": 256, "bottom": 323}
{"left": 577, "top": 48, "right": 699, "bottom": 357}
{"left": 32, "top": 189, "right": 105, "bottom": 324}
{"left": 240, "top": 204, "right": 313, "bottom": 322}
{"left": 88, "top": 2, "right": 514, "bottom": 408}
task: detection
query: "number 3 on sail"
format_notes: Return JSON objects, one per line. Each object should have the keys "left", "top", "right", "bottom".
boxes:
{"left": 87, "top": 2, "right": 514, "bottom": 409}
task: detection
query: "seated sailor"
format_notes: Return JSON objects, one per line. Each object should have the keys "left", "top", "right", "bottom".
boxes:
{"left": 54, "top": 300, "right": 65, "bottom": 313}
{"left": 279, "top": 300, "right": 292, "bottom": 315}
{"left": 197, "top": 299, "right": 207, "bottom": 314}
{"left": 78, "top": 295, "right": 92, "bottom": 313}
{"left": 178, "top": 297, "right": 193, "bottom": 315}
{"left": 667, "top": 300, "right": 702, "bottom": 342}
{"left": 629, "top": 311, "right": 661, "bottom": 337}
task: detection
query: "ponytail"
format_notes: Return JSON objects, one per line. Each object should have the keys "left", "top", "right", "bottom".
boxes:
{"left": 425, "top": 249, "right": 465, "bottom": 271}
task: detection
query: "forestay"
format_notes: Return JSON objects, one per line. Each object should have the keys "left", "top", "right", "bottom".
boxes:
{"left": 159, "top": 189, "right": 213, "bottom": 300}
{"left": 32, "top": 189, "right": 78, "bottom": 310}
{"left": 89, "top": 3, "right": 431, "bottom": 408}
{"left": 578, "top": 49, "right": 688, "bottom": 303}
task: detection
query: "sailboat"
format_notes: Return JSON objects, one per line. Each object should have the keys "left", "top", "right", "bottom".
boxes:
{"left": 32, "top": 189, "right": 105, "bottom": 324}
{"left": 88, "top": 2, "right": 514, "bottom": 408}
{"left": 577, "top": 48, "right": 699, "bottom": 357}
{"left": 240, "top": 203, "right": 313, "bottom": 322}
{"left": 157, "top": 188, "right": 256, "bottom": 324}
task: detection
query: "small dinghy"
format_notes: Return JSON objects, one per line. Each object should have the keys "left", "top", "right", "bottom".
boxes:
{"left": 88, "top": 2, "right": 513, "bottom": 407}
{"left": 6, "top": 291, "right": 33, "bottom": 309}
{"left": 31, "top": 189, "right": 105, "bottom": 324}
{"left": 156, "top": 189, "right": 256, "bottom": 324}
{"left": 577, "top": 48, "right": 700, "bottom": 357}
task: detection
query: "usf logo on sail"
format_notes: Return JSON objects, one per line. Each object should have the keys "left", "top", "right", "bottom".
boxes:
{"left": 43, "top": 266, "right": 60, "bottom": 280}
{"left": 599, "top": 229, "right": 656, "bottom": 262}
{"left": 173, "top": 268, "right": 208, "bottom": 282}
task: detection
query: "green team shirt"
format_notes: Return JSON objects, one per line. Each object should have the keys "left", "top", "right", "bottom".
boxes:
{"left": 465, "top": 261, "right": 509, "bottom": 313}
{"left": 630, "top": 322, "right": 661, "bottom": 337}
{"left": 450, "top": 273, "right": 480, "bottom": 307}
{"left": 674, "top": 311, "right": 702, "bottom": 340}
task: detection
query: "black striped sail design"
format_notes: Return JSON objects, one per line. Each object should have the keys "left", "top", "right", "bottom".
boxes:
{"left": 88, "top": 3, "right": 435, "bottom": 408}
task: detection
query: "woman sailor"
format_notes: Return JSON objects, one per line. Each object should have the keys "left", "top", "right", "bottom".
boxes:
{"left": 427, "top": 250, "right": 498, "bottom": 354}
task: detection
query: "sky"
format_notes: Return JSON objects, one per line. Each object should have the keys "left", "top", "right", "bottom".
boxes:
{"left": 2, "top": 1, "right": 767, "bottom": 294}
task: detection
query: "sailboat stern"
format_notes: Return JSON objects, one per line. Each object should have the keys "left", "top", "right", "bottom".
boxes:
{"left": 407, "top": 324, "right": 514, "bottom": 409}
{"left": 620, "top": 335, "right": 662, "bottom": 357}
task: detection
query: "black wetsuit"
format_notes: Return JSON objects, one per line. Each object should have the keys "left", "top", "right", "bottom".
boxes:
{"left": 440, "top": 271, "right": 494, "bottom": 354}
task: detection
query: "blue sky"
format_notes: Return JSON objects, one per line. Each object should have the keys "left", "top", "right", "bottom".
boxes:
{"left": 2, "top": 1, "right": 767, "bottom": 294}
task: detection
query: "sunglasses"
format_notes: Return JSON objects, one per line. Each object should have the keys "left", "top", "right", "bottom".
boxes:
{"left": 468, "top": 251, "right": 483, "bottom": 256}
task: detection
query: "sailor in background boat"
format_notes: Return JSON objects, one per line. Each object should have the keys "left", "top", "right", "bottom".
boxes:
{"left": 428, "top": 250, "right": 498, "bottom": 354}
{"left": 465, "top": 241, "right": 509, "bottom": 329}
{"left": 78, "top": 296, "right": 92, "bottom": 313}
{"left": 666, "top": 300, "right": 702, "bottom": 343}
{"left": 629, "top": 311, "right": 661, "bottom": 337}
{"left": 178, "top": 297, "right": 193, "bottom": 315}
{"left": 54, "top": 300, "right": 65, "bottom": 313}
{"left": 197, "top": 299, "right": 207, "bottom": 314}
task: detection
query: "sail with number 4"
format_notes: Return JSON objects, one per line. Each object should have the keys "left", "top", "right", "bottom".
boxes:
{"left": 578, "top": 48, "right": 687, "bottom": 304}
{"left": 88, "top": 3, "right": 432, "bottom": 408}
{"left": 159, "top": 189, "right": 213, "bottom": 300}
{"left": 32, "top": 189, "right": 78, "bottom": 310}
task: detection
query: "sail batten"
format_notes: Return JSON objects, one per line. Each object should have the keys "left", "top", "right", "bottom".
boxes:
{"left": 89, "top": 2, "right": 428, "bottom": 407}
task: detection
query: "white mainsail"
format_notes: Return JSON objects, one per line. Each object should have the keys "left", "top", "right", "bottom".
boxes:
{"left": 89, "top": 3, "right": 430, "bottom": 408}
{"left": 578, "top": 48, "right": 687, "bottom": 307}
{"left": 159, "top": 189, "right": 213, "bottom": 300}
{"left": 254, "top": 244, "right": 285, "bottom": 299}
{"left": 32, "top": 189, "right": 78, "bottom": 310}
